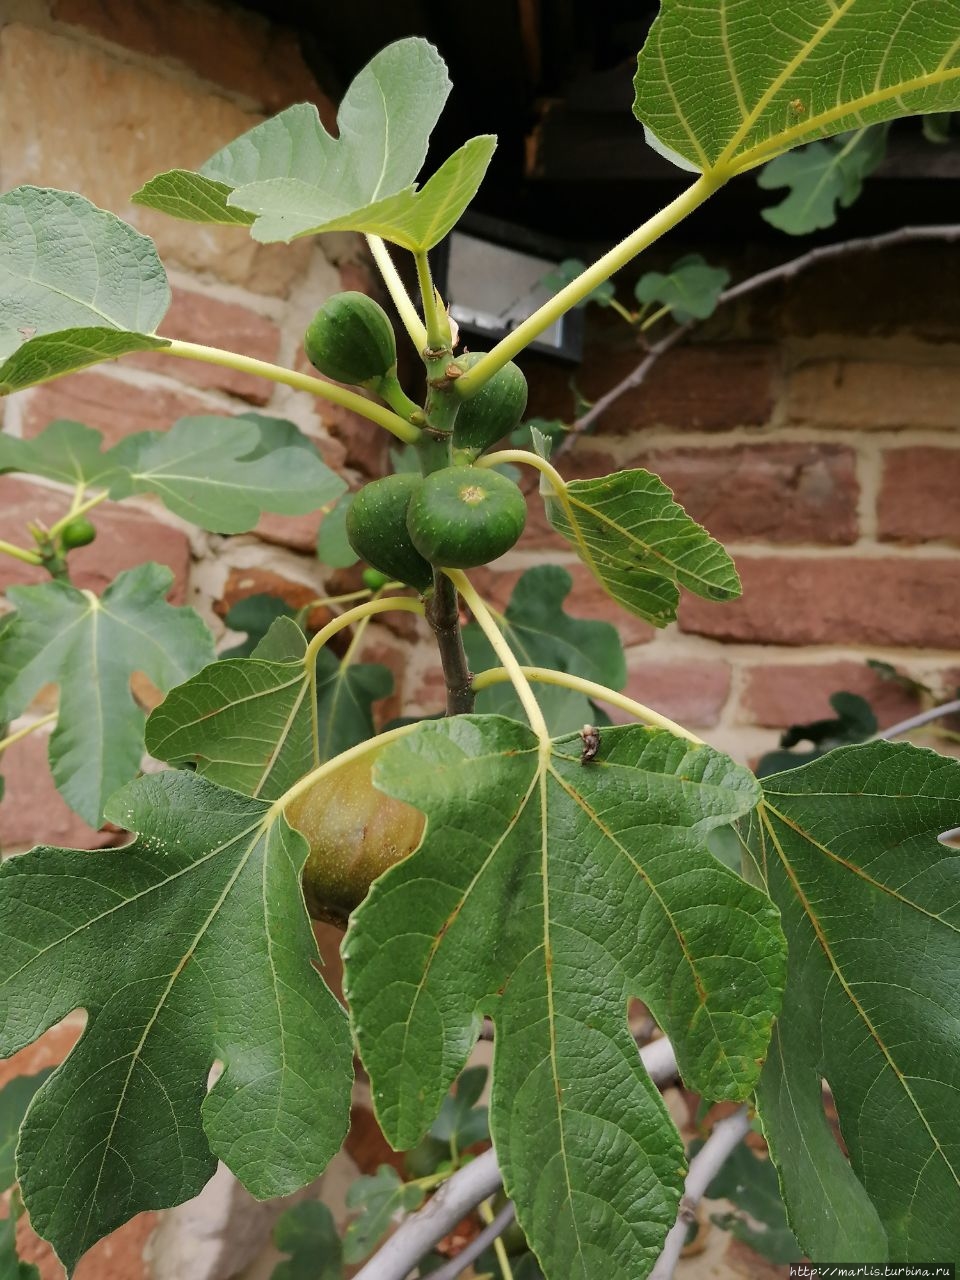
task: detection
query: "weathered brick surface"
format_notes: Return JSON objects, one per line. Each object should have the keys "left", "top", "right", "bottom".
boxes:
{"left": 0, "top": 732, "right": 117, "bottom": 850}
{"left": 216, "top": 566, "right": 339, "bottom": 641}
{"left": 0, "top": 24, "right": 310, "bottom": 294}
{"left": 680, "top": 556, "right": 960, "bottom": 648}
{"left": 0, "top": 476, "right": 192, "bottom": 599}
{"left": 878, "top": 448, "right": 960, "bottom": 543}
{"left": 741, "top": 660, "right": 923, "bottom": 729}
{"left": 52, "top": 0, "right": 333, "bottom": 117}
{"left": 526, "top": 343, "right": 777, "bottom": 433}
{"left": 616, "top": 659, "right": 731, "bottom": 728}
{"left": 625, "top": 443, "right": 859, "bottom": 544}
{"left": 19, "top": 371, "right": 212, "bottom": 448}
{"left": 130, "top": 288, "right": 282, "bottom": 403}
{"left": 786, "top": 357, "right": 960, "bottom": 430}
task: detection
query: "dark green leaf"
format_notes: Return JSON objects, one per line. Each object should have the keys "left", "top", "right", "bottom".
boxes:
{"left": 220, "top": 596, "right": 299, "bottom": 659}
{"left": 540, "top": 465, "right": 741, "bottom": 625}
{"left": 271, "top": 1201, "right": 344, "bottom": 1280}
{"left": 923, "top": 112, "right": 956, "bottom": 143}
{"left": 0, "top": 419, "right": 127, "bottom": 488}
{"left": 748, "top": 741, "right": 960, "bottom": 1259}
{"left": 634, "top": 2, "right": 960, "bottom": 178}
{"left": 0, "top": 770, "right": 352, "bottom": 1271}
{"left": 428, "top": 1066, "right": 489, "bottom": 1148}
{"left": 462, "top": 565, "right": 625, "bottom": 733}
{"left": 134, "top": 40, "right": 491, "bottom": 251}
{"left": 345, "top": 718, "right": 784, "bottom": 1278}
{"left": 755, "top": 692, "right": 876, "bottom": 778}
{"left": 110, "top": 415, "right": 345, "bottom": 533}
{"left": 343, "top": 1165, "right": 424, "bottom": 1263}
{"left": 314, "top": 649, "right": 392, "bottom": 762}
{"left": 0, "top": 1071, "right": 52, "bottom": 1189}
{"left": 634, "top": 254, "right": 730, "bottom": 322}
{"left": 758, "top": 128, "right": 889, "bottom": 234}
{"left": 705, "top": 1140, "right": 799, "bottom": 1264}
{"left": 0, "top": 187, "right": 170, "bottom": 392}
{"left": 0, "top": 564, "right": 214, "bottom": 824}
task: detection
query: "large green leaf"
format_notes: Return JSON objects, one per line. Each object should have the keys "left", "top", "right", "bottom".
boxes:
{"left": 758, "top": 127, "right": 889, "bottom": 233}
{"left": 344, "top": 718, "right": 785, "bottom": 1279}
{"left": 634, "top": 1, "right": 960, "bottom": 178}
{"left": 0, "top": 770, "right": 352, "bottom": 1271}
{"left": 110, "top": 415, "right": 346, "bottom": 532}
{"left": 133, "top": 39, "right": 493, "bottom": 251}
{"left": 746, "top": 741, "right": 960, "bottom": 1260}
{"left": 462, "top": 565, "right": 626, "bottom": 733}
{"left": 0, "top": 187, "right": 170, "bottom": 392}
{"left": 147, "top": 617, "right": 391, "bottom": 798}
{"left": 540, "top": 466, "right": 740, "bottom": 625}
{"left": 0, "top": 564, "right": 214, "bottom": 825}
{"left": 0, "top": 419, "right": 127, "bottom": 488}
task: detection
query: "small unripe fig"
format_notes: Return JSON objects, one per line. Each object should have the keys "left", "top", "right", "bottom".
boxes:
{"left": 406, "top": 465, "right": 526, "bottom": 568}
{"left": 286, "top": 751, "right": 425, "bottom": 926}
{"left": 452, "top": 351, "right": 528, "bottom": 458}
{"left": 60, "top": 517, "right": 97, "bottom": 549}
{"left": 346, "top": 473, "right": 434, "bottom": 594}
{"left": 304, "top": 291, "right": 398, "bottom": 389}
{"left": 361, "top": 566, "right": 391, "bottom": 592}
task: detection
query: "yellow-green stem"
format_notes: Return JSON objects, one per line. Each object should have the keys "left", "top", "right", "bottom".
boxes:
{"left": 0, "top": 711, "right": 58, "bottom": 754}
{"left": 479, "top": 1199, "right": 515, "bottom": 1280}
{"left": 471, "top": 665, "right": 705, "bottom": 745}
{"left": 456, "top": 174, "right": 720, "bottom": 396}
{"left": 304, "top": 596, "right": 425, "bottom": 766}
{"left": 366, "top": 235, "right": 427, "bottom": 349}
{"left": 0, "top": 538, "right": 42, "bottom": 566}
{"left": 414, "top": 252, "right": 445, "bottom": 351}
{"left": 639, "top": 303, "right": 671, "bottom": 332}
{"left": 162, "top": 339, "right": 421, "bottom": 443}
{"left": 445, "top": 570, "right": 549, "bottom": 743}
{"left": 47, "top": 490, "right": 110, "bottom": 540}
{"left": 269, "top": 718, "right": 423, "bottom": 822}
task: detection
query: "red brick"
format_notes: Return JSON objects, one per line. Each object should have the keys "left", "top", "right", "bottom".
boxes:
{"left": 360, "top": 636, "right": 408, "bottom": 727}
{"left": 526, "top": 343, "right": 776, "bottom": 433}
{"left": 679, "top": 556, "right": 960, "bottom": 648}
{"left": 470, "top": 563, "right": 656, "bottom": 647}
{"left": 17, "top": 1200, "right": 156, "bottom": 1280}
{"left": 878, "top": 448, "right": 960, "bottom": 543}
{"left": 786, "top": 359, "right": 960, "bottom": 430}
{"left": 255, "top": 509, "right": 324, "bottom": 555}
{"left": 623, "top": 444, "right": 859, "bottom": 545}
{"left": 0, "top": 1018, "right": 83, "bottom": 1090}
{"left": 614, "top": 660, "right": 731, "bottom": 729}
{"left": 0, "top": 731, "right": 115, "bottom": 851}
{"left": 0, "top": 476, "right": 192, "bottom": 600}
{"left": 216, "top": 567, "right": 339, "bottom": 644}
{"left": 129, "top": 289, "right": 281, "bottom": 404}
{"left": 19, "top": 372, "right": 212, "bottom": 449}
{"left": 741, "top": 661, "right": 923, "bottom": 729}
{"left": 51, "top": 0, "right": 335, "bottom": 120}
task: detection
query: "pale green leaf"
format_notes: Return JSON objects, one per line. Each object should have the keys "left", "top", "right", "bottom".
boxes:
{"left": 634, "top": 253, "right": 731, "bottom": 322}
{"left": 705, "top": 1140, "right": 799, "bottom": 1263}
{"left": 541, "top": 466, "right": 741, "bottom": 625}
{"left": 462, "top": 565, "right": 625, "bottom": 733}
{"left": 0, "top": 564, "right": 215, "bottom": 824}
{"left": 540, "top": 258, "right": 616, "bottom": 308}
{"left": 0, "top": 187, "right": 170, "bottom": 391}
{"left": 271, "top": 1201, "right": 344, "bottom": 1280}
{"left": 344, "top": 718, "right": 784, "bottom": 1279}
{"left": 759, "top": 127, "right": 889, "bottom": 233}
{"left": 0, "top": 770, "right": 352, "bottom": 1271}
{"left": 634, "top": 1, "right": 960, "bottom": 178}
{"left": 233, "top": 135, "right": 496, "bottom": 251}
{"left": 109, "top": 415, "right": 346, "bottom": 532}
{"left": 316, "top": 492, "right": 359, "bottom": 570}
{"left": 0, "top": 419, "right": 127, "bottom": 488}
{"left": 747, "top": 741, "right": 960, "bottom": 1260}
{"left": 133, "top": 40, "right": 489, "bottom": 251}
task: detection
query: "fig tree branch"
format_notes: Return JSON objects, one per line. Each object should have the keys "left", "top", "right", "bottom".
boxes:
{"left": 648, "top": 1105, "right": 752, "bottom": 1280}
{"left": 427, "top": 1201, "right": 517, "bottom": 1280}
{"left": 561, "top": 223, "right": 960, "bottom": 453}
{"left": 426, "top": 571, "right": 475, "bottom": 716}
{"left": 161, "top": 340, "right": 422, "bottom": 443}
{"left": 351, "top": 1037, "right": 679, "bottom": 1280}
{"left": 877, "top": 697, "right": 960, "bottom": 741}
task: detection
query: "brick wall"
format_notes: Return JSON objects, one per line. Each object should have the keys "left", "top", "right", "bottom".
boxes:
{"left": 1, "top": 1, "right": 959, "bottom": 1275}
